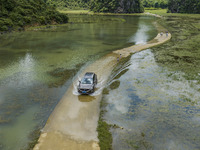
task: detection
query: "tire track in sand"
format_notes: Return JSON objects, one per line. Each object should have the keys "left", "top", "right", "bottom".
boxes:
{"left": 34, "top": 29, "right": 171, "bottom": 150}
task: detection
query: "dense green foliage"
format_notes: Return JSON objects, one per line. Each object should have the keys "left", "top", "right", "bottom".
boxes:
{"left": 143, "top": 0, "right": 168, "bottom": 9}
{"left": 48, "top": 0, "right": 144, "bottom": 13}
{"left": 1, "top": 0, "right": 200, "bottom": 32}
{"left": 90, "top": 0, "right": 144, "bottom": 13}
{"left": 168, "top": 0, "right": 200, "bottom": 13}
{"left": 46, "top": 0, "right": 90, "bottom": 9}
{"left": 0, "top": 0, "right": 68, "bottom": 31}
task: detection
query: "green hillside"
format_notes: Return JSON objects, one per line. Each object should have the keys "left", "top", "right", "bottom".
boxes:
{"left": 48, "top": 0, "right": 144, "bottom": 13}
{"left": 1, "top": 0, "right": 200, "bottom": 32}
{"left": 46, "top": 0, "right": 90, "bottom": 9}
{"left": 0, "top": 0, "right": 68, "bottom": 32}
{"left": 90, "top": 0, "right": 144, "bottom": 13}
{"left": 143, "top": 0, "right": 168, "bottom": 9}
{"left": 168, "top": 0, "right": 200, "bottom": 14}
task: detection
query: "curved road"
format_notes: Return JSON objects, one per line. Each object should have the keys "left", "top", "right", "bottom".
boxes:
{"left": 34, "top": 28, "right": 171, "bottom": 150}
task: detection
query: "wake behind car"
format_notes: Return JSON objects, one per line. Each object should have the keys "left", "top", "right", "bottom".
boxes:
{"left": 78, "top": 72, "right": 97, "bottom": 94}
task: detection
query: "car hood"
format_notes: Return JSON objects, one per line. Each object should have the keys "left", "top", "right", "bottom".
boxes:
{"left": 79, "top": 84, "right": 93, "bottom": 89}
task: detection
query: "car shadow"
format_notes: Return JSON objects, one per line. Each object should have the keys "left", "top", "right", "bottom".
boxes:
{"left": 78, "top": 95, "right": 96, "bottom": 102}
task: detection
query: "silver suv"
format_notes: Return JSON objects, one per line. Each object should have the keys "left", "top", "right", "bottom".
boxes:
{"left": 78, "top": 72, "right": 97, "bottom": 94}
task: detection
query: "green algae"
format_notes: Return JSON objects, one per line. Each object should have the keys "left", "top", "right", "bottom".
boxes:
{"left": 109, "top": 80, "right": 120, "bottom": 90}
{"left": 0, "top": 116, "right": 10, "bottom": 124}
{"left": 102, "top": 88, "right": 109, "bottom": 95}
{"left": 97, "top": 54, "right": 133, "bottom": 149}
{"left": 25, "top": 128, "right": 41, "bottom": 150}
{"left": 47, "top": 63, "right": 83, "bottom": 87}
{"left": 97, "top": 94, "right": 112, "bottom": 150}
{"left": 98, "top": 14, "right": 200, "bottom": 149}
{"left": 152, "top": 15, "right": 200, "bottom": 81}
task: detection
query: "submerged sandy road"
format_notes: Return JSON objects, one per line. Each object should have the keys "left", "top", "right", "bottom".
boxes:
{"left": 34, "top": 32, "right": 171, "bottom": 150}
{"left": 34, "top": 53, "right": 118, "bottom": 150}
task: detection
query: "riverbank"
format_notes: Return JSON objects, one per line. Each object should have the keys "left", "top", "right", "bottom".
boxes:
{"left": 33, "top": 17, "right": 171, "bottom": 149}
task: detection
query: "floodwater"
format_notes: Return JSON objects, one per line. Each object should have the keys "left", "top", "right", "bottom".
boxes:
{"left": 104, "top": 49, "right": 200, "bottom": 150}
{"left": 0, "top": 15, "right": 157, "bottom": 150}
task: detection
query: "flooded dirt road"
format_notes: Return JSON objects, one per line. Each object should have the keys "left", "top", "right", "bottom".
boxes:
{"left": 34, "top": 54, "right": 118, "bottom": 150}
{"left": 34, "top": 31, "right": 171, "bottom": 149}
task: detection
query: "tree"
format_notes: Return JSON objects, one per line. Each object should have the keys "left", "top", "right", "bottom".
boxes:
{"left": 168, "top": 0, "right": 200, "bottom": 14}
{"left": 90, "top": 0, "right": 144, "bottom": 13}
{"left": 0, "top": 0, "right": 68, "bottom": 31}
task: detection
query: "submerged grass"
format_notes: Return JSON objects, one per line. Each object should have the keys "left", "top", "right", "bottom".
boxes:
{"left": 47, "top": 63, "right": 83, "bottom": 87}
{"left": 97, "top": 55, "right": 132, "bottom": 149}
{"left": 98, "top": 10, "right": 200, "bottom": 149}
{"left": 25, "top": 128, "right": 41, "bottom": 150}
{"left": 97, "top": 95, "right": 112, "bottom": 150}
{"left": 151, "top": 12, "right": 200, "bottom": 81}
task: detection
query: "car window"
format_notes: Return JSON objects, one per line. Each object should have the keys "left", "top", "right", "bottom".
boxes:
{"left": 81, "top": 78, "right": 93, "bottom": 84}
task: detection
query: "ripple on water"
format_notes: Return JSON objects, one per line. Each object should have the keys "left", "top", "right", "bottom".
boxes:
{"left": 103, "top": 50, "right": 200, "bottom": 150}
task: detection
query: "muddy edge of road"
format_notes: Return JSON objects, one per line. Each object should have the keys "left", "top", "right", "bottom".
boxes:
{"left": 33, "top": 22, "right": 171, "bottom": 150}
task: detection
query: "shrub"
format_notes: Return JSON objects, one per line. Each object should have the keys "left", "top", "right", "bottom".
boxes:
{"left": 0, "top": 25, "right": 8, "bottom": 31}
{"left": 0, "top": 0, "right": 68, "bottom": 31}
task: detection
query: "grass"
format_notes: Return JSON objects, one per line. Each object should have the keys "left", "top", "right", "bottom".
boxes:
{"left": 97, "top": 96, "right": 113, "bottom": 150}
{"left": 149, "top": 10, "right": 200, "bottom": 81}
{"left": 145, "top": 8, "right": 168, "bottom": 16}
{"left": 58, "top": 9, "right": 92, "bottom": 14}
{"left": 145, "top": 8, "right": 200, "bottom": 18}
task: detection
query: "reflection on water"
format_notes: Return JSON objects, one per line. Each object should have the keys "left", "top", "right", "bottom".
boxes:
{"left": 104, "top": 50, "right": 200, "bottom": 150}
{"left": 128, "top": 23, "right": 149, "bottom": 44}
{"left": 0, "top": 15, "right": 157, "bottom": 149}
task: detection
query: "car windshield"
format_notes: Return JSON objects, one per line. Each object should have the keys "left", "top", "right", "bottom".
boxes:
{"left": 81, "top": 78, "right": 93, "bottom": 84}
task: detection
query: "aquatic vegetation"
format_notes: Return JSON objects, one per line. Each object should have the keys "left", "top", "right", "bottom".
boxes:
{"left": 26, "top": 128, "right": 41, "bottom": 150}
{"left": 0, "top": 103, "right": 22, "bottom": 124}
{"left": 102, "top": 46, "right": 200, "bottom": 149}
{"left": 47, "top": 63, "right": 83, "bottom": 87}
{"left": 109, "top": 80, "right": 120, "bottom": 90}
{"left": 0, "top": 15, "right": 157, "bottom": 149}
{"left": 102, "top": 88, "right": 109, "bottom": 95}
{"left": 0, "top": 116, "right": 10, "bottom": 124}
{"left": 97, "top": 95, "right": 112, "bottom": 150}
{"left": 152, "top": 15, "right": 200, "bottom": 81}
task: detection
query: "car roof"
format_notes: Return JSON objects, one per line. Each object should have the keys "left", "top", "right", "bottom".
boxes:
{"left": 84, "top": 72, "right": 95, "bottom": 78}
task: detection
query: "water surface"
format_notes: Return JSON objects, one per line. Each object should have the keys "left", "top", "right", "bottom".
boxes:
{"left": 104, "top": 50, "right": 200, "bottom": 150}
{"left": 0, "top": 15, "right": 157, "bottom": 149}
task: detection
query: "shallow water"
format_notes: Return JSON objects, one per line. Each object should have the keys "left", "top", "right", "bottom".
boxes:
{"left": 104, "top": 50, "right": 200, "bottom": 150}
{"left": 0, "top": 15, "right": 157, "bottom": 149}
